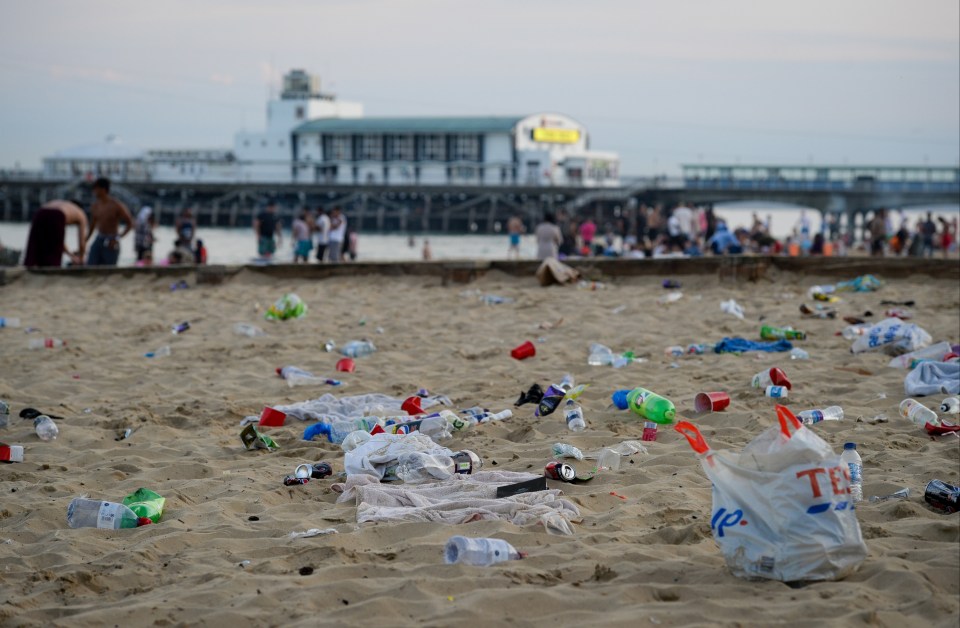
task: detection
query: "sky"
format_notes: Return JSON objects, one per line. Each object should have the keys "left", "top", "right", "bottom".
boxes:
{"left": 0, "top": 0, "right": 958, "bottom": 175}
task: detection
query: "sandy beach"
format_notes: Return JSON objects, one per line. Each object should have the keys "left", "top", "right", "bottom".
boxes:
{"left": 1, "top": 260, "right": 958, "bottom": 627}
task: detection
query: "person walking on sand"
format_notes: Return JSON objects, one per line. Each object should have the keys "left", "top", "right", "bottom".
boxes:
{"left": 23, "top": 199, "right": 88, "bottom": 267}
{"left": 254, "top": 201, "right": 282, "bottom": 259}
{"left": 506, "top": 214, "right": 525, "bottom": 259}
{"left": 535, "top": 212, "right": 563, "bottom": 260}
{"left": 134, "top": 205, "right": 155, "bottom": 264}
{"left": 86, "top": 177, "right": 134, "bottom": 266}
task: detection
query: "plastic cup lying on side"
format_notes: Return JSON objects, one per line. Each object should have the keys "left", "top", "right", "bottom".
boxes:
{"left": 695, "top": 392, "right": 731, "bottom": 413}
{"left": 511, "top": 341, "right": 536, "bottom": 360}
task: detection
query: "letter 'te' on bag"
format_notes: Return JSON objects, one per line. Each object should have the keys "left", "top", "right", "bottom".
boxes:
{"left": 675, "top": 405, "right": 868, "bottom": 582}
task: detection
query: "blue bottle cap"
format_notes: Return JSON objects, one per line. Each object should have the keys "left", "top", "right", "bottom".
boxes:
{"left": 843, "top": 442, "right": 856, "bottom": 450}
{"left": 611, "top": 390, "right": 629, "bottom": 410}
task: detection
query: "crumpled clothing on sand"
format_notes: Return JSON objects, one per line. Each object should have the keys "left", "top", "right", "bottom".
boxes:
{"left": 904, "top": 361, "right": 960, "bottom": 396}
{"left": 332, "top": 471, "right": 581, "bottom": 535}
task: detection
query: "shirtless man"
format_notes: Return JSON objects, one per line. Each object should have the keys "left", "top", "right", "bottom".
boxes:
{"left": 506, "top": 214, "right": 525, "bottom": 259}
{"left": 86, "top": 177, "right": 134, "bottom": 266}
{"left": 22, "top": 200, "right": 89, "bottom": 267}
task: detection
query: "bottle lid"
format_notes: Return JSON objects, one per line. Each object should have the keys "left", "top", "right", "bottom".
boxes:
{"left": 611, "top": 390, "right": 629, "bottom": 410}
{"left": 843, "top": 442, "right": 856, "bottom": 450}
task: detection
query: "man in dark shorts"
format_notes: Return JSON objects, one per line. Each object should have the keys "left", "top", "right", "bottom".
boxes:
{"left": 254, "top": 201, "right": 282, "bottom": 259}
{"left": 23, "top": 200, "right": 89, "bottom": 267}
{"left": 86, "top": 177, "right": 134, "bottom": 266}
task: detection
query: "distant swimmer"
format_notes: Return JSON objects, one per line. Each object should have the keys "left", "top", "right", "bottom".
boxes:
{"left": 86, "top": 177, "right": 134, "bottom": 266}
{"left": 23, "top": 200, "right": 89, "bottom": 267}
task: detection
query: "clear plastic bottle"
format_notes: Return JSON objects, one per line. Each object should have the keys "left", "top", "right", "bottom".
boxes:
{"left": 587, "top": 343, "right": 615, "bottom": 366}
{"left": 34, "top": 415, "right": 59, "bottom": 441}
{"left": 796, "top": 406, "right": 843, "bottom": 425}
{"left": 476, "top": 409, "right": 512, "bottom": 423}
{"left": 841, "top": 324, "right": 871, "bottom": 340}
{"left": 277, "top": 366, "right": 341, "bottom": 387}
{"left": 0, "top": 399, "right": 9, "bottom": 428}
{"left": 0, "top": 317, "right": 21, "bottom": 328}
{"left": 29, "top": 338, "right": 66, "bottom": 349}
{"left": 563, "top": 399, "right": 586, "bottom": 432}
{"left": 304, "top": 417, "right": 381, "bottom": 444}
{"left": 840, "top": 443, "right": 863, "bottom": 503}
{"left": 145, "top": 345, "right": 171, "bottom": 358}
{"left": 444, "top": 536, "right": 522, "bottom": 566}
{"left": 552, "top": 443, "right": 584, "bottom": 460}
{"left": 720, "top": 299, "right": 745, "bottom": 319}
{"left": 899, "top": 399, "right": 940, "bottom": 428}
{"left": 233, "top": 323, "right": 265, "bottom": 337}
{"left": 657, "top": 291, "right": 683, "bottom": 305}
{"left": 664, "top": 345, "right": 685, "bottom": 357}
{"left": 341, "top": 340, "right": 376, "bottom": 358}
{"left": 886, "top": 341, "right": 951, "bottom": 368}
{"left": 66, "top": 498, "right": 143, "bottom": 529}
{"left": 790, "top": 347, "right": 810, "bottom": 360}
{"left": 394, "top": 450, "right": 481, "bottom": 484}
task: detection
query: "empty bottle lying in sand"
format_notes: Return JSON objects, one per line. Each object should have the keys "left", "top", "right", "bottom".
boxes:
{"left": 233, "top": 323, "right": 265, "bottom": 337}
{"left": 395, "top": 450, "right": 482, "bottom": 484}
{"left": 796, "top": 406, "right": 843, "bottom": 425}
{"left": 340, "top": 340, "right": 376, "bottom": 358}
{"left": 66, "top": 498, "right": 151, "bottom": 529}
{"left": 29, "top": 338, "right": 66, "bottom": 349}
{"left": 899, "top": 399, "right": 941, "bottom": 428}
{"left": 276, "top": 365, "right": 342, "bottom": 387}
{"left": 444, "top": 536, "right": 523, "bottom": 566}
{"left": 0, "top": 317, "right": 20, "bottom": 328}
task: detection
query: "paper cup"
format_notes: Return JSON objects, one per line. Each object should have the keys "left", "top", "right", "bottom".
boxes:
{"left": 510, "top": 341, "right": 536, "bottom": 360}
{"left": 695, "top": 391, "right": 730, "bottom": 413}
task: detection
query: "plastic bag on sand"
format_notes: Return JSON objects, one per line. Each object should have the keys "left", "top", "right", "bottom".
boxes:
{"left": 344, "top": 432, "right": 453, "bottom": 480}
{"left": 675, "top": 406, "right": 868, "bottom": 582}
{"left": 265, "top": 293, "right": 307, "bottom": 321}
{"left": 720, "top": 299, "right": 745, "bottom": 320}
{"left": 904, "top": 361, "right": 960, "bottom": 396}
{"left": 536, "top": 258, "right": 580, "bottom": 286}
{"left": 850, "top": 318, "right": 932, "bottom": 355}
{"left": 274, "top": 393, "right": 403, "bottom": 423}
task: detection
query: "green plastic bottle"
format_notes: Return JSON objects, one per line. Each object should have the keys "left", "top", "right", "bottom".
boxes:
{"left": 612, "top": 388, "right": 676, "bottom": 424}
{"left": 760, "top": 325, "right": 806, "bottom": 341}
{"left": 123, "top": 488, "right": 166, "bottom": 524}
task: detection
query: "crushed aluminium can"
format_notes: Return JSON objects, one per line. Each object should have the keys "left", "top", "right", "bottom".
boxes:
{"left": 544, "top": 461, "right": 576, "bottom": 482}
{"left": 924, "top": 479, "right": 959, "bottom": 514}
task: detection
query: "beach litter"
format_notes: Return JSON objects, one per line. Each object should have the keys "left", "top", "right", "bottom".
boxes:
{"left": 264, "top": 293, "right": 307, "bottom": 321}
{"left": 675, "top": 406, "right": 868, "bottom": 582}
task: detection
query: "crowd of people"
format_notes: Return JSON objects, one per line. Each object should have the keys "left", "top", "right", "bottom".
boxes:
{"left": 524, "top": 203, "right": 959, "bottom": 261}
{"left": 12, "top": 181, "right": 958, "bottom": 268}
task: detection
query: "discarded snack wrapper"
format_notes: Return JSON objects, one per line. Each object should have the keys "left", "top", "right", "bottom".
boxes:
{"left": 240, "top": 424, "right": 278, "bottom": 451}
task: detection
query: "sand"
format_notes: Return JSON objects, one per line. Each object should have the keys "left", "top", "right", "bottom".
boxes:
{"left": 0, "top": 263, "right": 958, "bottom": 627}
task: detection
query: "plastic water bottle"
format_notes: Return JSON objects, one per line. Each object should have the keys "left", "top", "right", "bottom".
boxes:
{"left": 886, "top": 341, "right": 951, "bottom": 368}
{"left": 341, "top": 340, "right": 376, "bottom": 358}
{"left": 233, "top": 323, "right": 265, "bottom": 337}
{"left": 790, "top": 348, "right": 810, "bottom": 360}
{"left": 552, "top": 443, "right": 584, "bottom": 460}
{"left": 34, "top": 415, "right": 59, "bottom": 441}
{"left": 657, "top": 291, "right": 682, "bottom": 305}
{"left": 563, "top": 399, "right": 586, "bottom": 432}
{"left": 66, "top": 498, "right": 144, "bottom": 529}
{"left": 588, "top": 343, "right": 616, "bottom": 366}
{"left": 841, "top": 324, "right": 871, "bottom": 340}
{"left": 796, "top": 406, "right": 843, "bottom": 425}
{"left": 145, "top": 345, "right": 171, "bottom": 358}
{"left": 664, "top": 345, "right": 685, "bottom": 357}
{"left": 444, "top": 536, "right": 522, "bottom": 566}
{"left": 304, "top": 417, "right": 381, "bottom": 444}
{"left": 899, "top": 399, "right": 940, "bottom": 428}
{"left": 277, "top": 366, "right": 341, "bottom": 387}
{"left": 395, "top": 450, "right": 481, "bottom": 484}
{"left": 0, "top": 317, "right": 21, "bottom": 328}
{"left": 476, "top": 409, "right": 512, "bottom": 423}
{"left": 840, "top": 443, "right": 863, "bottom": 503}
{"left": 720, "top": 299, "right": 745, "bottom": 319}
{"left": 0, "top": 399, "right": 9, "bottom": 428}
{"left": 29, "top": 338, "right": 66, "bottom": 349}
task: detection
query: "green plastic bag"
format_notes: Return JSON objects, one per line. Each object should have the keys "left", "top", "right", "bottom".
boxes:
{"left": 123, "top": 488, "right": 165, "bottom": 523}
{"left": 265, "top": 293, "right": 307, "bottom": 321}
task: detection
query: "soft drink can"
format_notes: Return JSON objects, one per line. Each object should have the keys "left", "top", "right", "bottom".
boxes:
{"left": 924, "top": 479, "right": 959, "bottom": 514}
{"left": 642, "top": 421, "right": 658, "bottom": 442}
{"left": 283, "top": 475, "right": 310, "bottom": 486}
{"left": 544, "top": 461, "right": 576, "bottom": 482}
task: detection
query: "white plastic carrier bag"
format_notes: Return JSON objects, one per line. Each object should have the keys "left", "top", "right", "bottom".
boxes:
{"left": 675, "top": 405, "right": 868, "bottom": 582}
